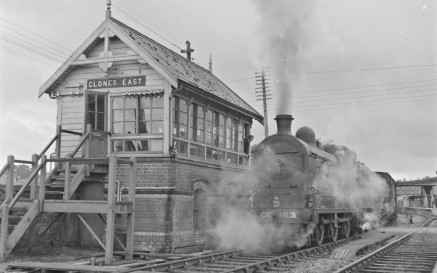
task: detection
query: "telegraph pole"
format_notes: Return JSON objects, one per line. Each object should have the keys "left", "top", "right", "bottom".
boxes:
{"left": 255, "top": 68, "right": 272, "bottom": 138}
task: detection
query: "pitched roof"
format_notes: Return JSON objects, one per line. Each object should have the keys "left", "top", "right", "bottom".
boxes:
{"left": 39, "top": 16, "right": 263, "bottom": 123}
{"left": 110, "top": 18, "right": 263, "bottom": 122}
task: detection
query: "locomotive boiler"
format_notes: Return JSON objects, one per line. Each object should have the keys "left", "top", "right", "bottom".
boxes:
{"left": 251, "top": 114, "right": 392, "bottom": 247}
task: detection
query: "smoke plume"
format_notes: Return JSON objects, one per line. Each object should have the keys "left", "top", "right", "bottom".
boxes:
{"left": 252, "top": 0, "right": 314, "bottom": 113}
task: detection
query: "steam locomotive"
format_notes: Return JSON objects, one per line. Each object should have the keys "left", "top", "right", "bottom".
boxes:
{"left": 251, "top": 114, "right": 395, "bottom": 248}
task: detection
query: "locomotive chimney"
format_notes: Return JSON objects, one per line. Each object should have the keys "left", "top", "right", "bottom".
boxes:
{"left": 275, "top": 114, "right": 294, "bottom": 135}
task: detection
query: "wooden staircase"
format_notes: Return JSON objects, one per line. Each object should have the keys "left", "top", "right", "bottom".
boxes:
{"left": 0, "top": 125, "right": 137, "bottom": 265}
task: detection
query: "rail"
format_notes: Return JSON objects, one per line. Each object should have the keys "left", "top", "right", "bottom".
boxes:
{"left": 333, "top": 215, "right": 436, "bottom": 273}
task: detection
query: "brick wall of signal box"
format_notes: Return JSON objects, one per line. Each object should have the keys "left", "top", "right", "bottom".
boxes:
{"left": 115, "top": 157, "right": 248, "bottom": 253}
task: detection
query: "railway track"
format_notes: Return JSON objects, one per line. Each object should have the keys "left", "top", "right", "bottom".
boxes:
{"left": 334, "top": 217, "right": 437, "bottom": 273}
{"left": 116, "top": 235, "right": 363, "bottom": 272}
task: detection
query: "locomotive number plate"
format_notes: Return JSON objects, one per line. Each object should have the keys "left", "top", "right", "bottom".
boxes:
{"left": 261, "top": 211, "right": 297, "bottom": 219}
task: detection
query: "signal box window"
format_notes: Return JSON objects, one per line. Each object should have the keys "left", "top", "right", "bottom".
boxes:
{"left": 111, "top": 95, "right": 163, "bottom": 153}
{"left": 87, "top": 93, "right": 106, "bottom": 131}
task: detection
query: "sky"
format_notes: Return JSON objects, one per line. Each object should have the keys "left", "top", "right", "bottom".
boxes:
{"left": 0, "top": 0, "right": 436, "bottom": 180}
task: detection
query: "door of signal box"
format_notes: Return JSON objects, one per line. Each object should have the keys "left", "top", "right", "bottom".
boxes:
{"left": 85, "top": 91, "right": 108, "bottom": 158}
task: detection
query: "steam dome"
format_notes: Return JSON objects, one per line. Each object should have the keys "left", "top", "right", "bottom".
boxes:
{"left": 296, "top": 126, "right": 316, "bottom": 146}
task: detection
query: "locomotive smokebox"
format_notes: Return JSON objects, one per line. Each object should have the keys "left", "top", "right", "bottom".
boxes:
{"left": 274, "top": 114, "right": 294, "bottom": 135}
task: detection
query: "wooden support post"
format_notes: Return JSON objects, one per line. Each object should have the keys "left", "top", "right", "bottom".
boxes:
{"left": 5, "top": 156, "right": 14, "bottom": 203}
{"left": 39, "top": 155, "right": 47, "bottom": 211}
{"left": 55, "top": 125, "right": 61, "bottom": 158}
{"left": 105, "top": 154, "right": 117, "bottom": 265}
{"left": 30, "top": 154, "right": 39, "bottom": 200}
{"left": 63, "top": 154, "right": 72, "bottom": 200}
{"left": 0, "top": 204, "right": 9, "bottom": 262}
{"left": 0, "top": 156, "right": 13, "bottom": 262}
{"left": 126, "top": 157, "right": 137, "bottom": 260}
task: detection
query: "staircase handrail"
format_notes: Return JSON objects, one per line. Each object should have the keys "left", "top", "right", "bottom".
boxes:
{"left": 38, "top": 134, "right": 59, "bottom": 159}
{"left": 44, "top": 127, "right": 91, "bottom": 186}
{"left": 70, "top": 131, "right": 91, "bottom": 158}
{"left": 0, "top": 161, "right": 10, "bottom": 179}
{"left": 9, "top": 157, "right": 46, "bottom": 209}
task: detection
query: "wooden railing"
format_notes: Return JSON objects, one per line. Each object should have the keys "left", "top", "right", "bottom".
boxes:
{"left": 0, "top": 124, "right": 136, "bottom": 264}
{"left": 0, "top": 125, "right": 92, "bottom": 203}
{"left": 0, "top": 154, "right": 136, "bottom": 263}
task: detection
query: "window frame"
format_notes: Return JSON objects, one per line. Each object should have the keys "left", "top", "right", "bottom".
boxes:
{"left": 85, "top": 91, "right": 108, "bottom": 131}
{"left": 110, "top": 94, "right": 164, "bottom": 154}
{"left": 172, "top": 95, "right": 250, "bottom": 166}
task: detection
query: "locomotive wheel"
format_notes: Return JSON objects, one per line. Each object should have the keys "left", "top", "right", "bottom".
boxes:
{"left": 329, "top": 223, "right": 338, "bottom": 242}
{"left": 341, "top": 221, "right": 351, "bottom": 239}
{"left": 314, "top": 224, "right": 324, "bottom": 246}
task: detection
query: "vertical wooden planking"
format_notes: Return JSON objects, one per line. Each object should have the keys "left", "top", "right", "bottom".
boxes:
{"left": 105, "top": 154, "right": 117, "bottom": 265}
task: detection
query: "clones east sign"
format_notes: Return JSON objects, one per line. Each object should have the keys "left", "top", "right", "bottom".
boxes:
{"left": 87, "top": 76, "right": 146, "bottom": 89}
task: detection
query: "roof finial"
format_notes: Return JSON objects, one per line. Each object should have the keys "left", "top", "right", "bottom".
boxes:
{"left": 181, "top": 41, "right": 195, "bottom": 60}
{"left": 106, "top": 0, "right": 111, "bottom": 18}
{"left": 209, "top": 52, "right": 213, "bottom": 73}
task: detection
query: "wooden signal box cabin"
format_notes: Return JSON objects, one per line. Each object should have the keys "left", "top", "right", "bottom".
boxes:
{"left": 20, "top": 13, "right": 263, "bottom": 257}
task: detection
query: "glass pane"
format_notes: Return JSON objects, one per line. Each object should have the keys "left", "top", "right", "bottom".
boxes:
{"left": 125, "top": 109, "right": 136, "bottom": 121}
{"left": 179, "top": 112, "right": 187, "bottom": 125}
{"left": 125, "top": 122, "right": 136, "bottom": 134}
{"left": 140, "top": 109, "right": 151, "bottom": 121}
{"left": 152, "top": 108, "right": 163, "bottom": 121}
{"left": 190, "top": 144, "right": 204, "bottom": 159}
{"left": 112, "top": 97, "right": 124, "bottom": 109}
{"left": 140, "top": 97, "right": 151, "bottom": 108}
{"left": 125, "top": 140, "right": 136, "bottom": 152}
{"left": 206, "top": 132, "right": 212, "bottom": 145}
{"left": 138, "top": 140, "right": 149, "bottom": 151}
{"left": 180, "top": 99, "right": 187, "bottom": 112}
{"left": 206, "top": 121, "right": 213, "bottom": 133}
{"left": 198, "top": 118, "right": 204, "bottom": 130}
{"left": 125, "top": 97, "right": 137, "bottom": 108}
{"left": 88, "top": 112, "right": 96, "bottom": 129}
{"left": 197, "top": 129, "right": 204, "bottom": 142}
{"left": 151, "top": 121, "right": 163, "bottom": 134}
{"left": 179, "top": 124, "right": 187, "bottom": 139}
{"left": 206, "top": 148, "right": 212, "bottom": 159}
{"left": 219, "top": 114, "right": 224, "bottom": 125}
{"left": 175, "top": 140, "right": 188, "bottom": 156}
{"left": 139, "top": 121, "right": 149, "bottom": 134}
{"left": 113, "top": 141, "right": 123, "bottom": 152}
{"left": 97, "top": 95, "right": 105, "bottom": 112}
{"left": 97, "top": 113, "right": 105, "bottom": 130}
{"left": 219, "top": 135, "right": 225, "bottom": 148}
{"left": 206, "top": 110, "right": 212, "bottom": 122}
{"left": 113, "top": 122, "right": 123, "bottom": 134}
{"left": 153, "top": 96, "right": 164, "bottom": 107}
{"left": 88, "top": 95, "right": 96, "bottom": 111}
{"left": 150, "top": 139, "right": 163, "bottom": 152}
{"left": 113, "top": 110, "right": 123, "bottom": 122}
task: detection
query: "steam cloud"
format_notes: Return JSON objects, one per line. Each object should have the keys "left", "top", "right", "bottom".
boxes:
{"left": 252, "top": 0, "right": 314, "bottom": 113}
{"left": 207, "top": 144, "right": 391, "bottom": 253}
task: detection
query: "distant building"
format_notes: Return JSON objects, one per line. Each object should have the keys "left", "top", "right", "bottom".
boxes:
{"left": 395, "top": 177, "right": 437, "bottom": 208}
